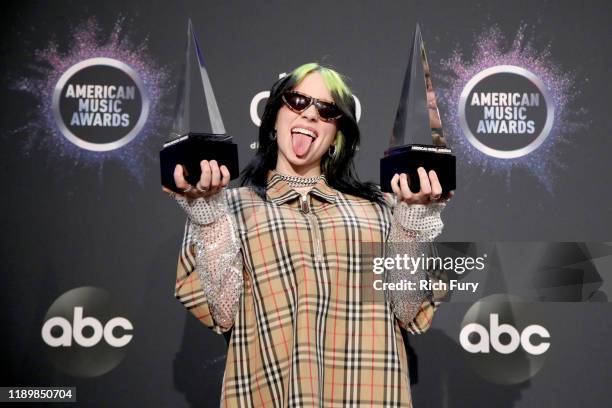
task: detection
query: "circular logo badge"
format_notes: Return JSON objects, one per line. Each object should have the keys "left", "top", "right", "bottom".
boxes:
{"left": 41, "top": 287, "right": 134, "bottom": 377}
{"left": 459, "top": 65, "right": 554, "bottom": 159}
{"left": 52, "top": 57, "right": 149, "bottom": 152}
{"left": 459, "top": 294, "right": 550, "bottom": 384}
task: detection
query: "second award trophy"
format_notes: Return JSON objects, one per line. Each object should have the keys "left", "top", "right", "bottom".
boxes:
{"left": 380, "top": 24, "right": 456, "bottom": 195}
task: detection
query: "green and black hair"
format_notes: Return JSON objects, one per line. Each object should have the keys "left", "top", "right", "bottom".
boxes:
{"left": 240, "top": 62, "right": 384, "bottom": 203}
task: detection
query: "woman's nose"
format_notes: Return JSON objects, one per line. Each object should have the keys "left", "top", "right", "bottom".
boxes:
{"left": 301, "top": 104, "right": 319, "bottom": 121}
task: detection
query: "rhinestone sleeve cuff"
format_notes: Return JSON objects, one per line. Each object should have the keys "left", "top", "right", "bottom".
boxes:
{"left": 390, "top": 202, "right": 445, "bottom": 242}
{"left": 173, "top": 189, "right": 229, "bottom": 225}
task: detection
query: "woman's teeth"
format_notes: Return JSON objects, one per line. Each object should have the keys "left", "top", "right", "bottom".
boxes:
{"left": 291, "top": 127, "right": 316, "bottom": 138}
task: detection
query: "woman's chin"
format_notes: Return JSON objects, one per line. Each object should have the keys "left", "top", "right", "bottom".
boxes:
{"left": 284, "top": 150, "right": 309, "bottom": 163}
{"left": 292, "top": 154, "right": 321, "bottom": 167}
{"left": 284, "top": 157, "right": 321, "bottom": 173}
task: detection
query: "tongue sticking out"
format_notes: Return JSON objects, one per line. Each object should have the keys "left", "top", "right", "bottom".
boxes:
{"left": 292, "top": 133, "right": 314, "bottom": 157}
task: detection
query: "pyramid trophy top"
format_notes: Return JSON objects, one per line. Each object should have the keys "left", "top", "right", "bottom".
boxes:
{"left": 171, "top": 19, "right": 226, "bottom": 137}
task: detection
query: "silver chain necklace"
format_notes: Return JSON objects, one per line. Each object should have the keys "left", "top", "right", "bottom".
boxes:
{"left": 277, "top": 172, "right": 325, "bottom": 187}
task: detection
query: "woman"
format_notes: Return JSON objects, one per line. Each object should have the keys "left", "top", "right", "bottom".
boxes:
{"left": 167, "top": 63, "right": 448, "bottom": 407}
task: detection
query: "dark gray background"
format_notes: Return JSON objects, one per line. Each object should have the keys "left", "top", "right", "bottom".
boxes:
{"left": 1, "top": 0, "right": 611, "bottom": 406}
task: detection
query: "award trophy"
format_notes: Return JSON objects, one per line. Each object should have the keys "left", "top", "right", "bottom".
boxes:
{"left": 160, "top": 19, "right": 239, "bottom": 193}
{"left": 380, "top": 23, "right": 456, "bottom": 194}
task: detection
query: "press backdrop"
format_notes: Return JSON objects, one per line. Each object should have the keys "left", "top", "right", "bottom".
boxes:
{"left": 1, "top": 0, "right": 611, "bottom": 406}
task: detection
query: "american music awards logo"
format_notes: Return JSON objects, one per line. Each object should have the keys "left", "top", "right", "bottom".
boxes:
{"left": 11, "top": 18, "right": 170, "bottom": 182}
{"left": 458, "top": 66, "right": 554, "bottom": 160}
{"left": 440, "top": 25, "right": 583, "bottom": 191}
{"left": 52, "top": 58, "right": 149, "bottom": 152}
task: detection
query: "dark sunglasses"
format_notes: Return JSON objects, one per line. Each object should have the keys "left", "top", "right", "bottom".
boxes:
{"left": 281, "top": 91, "right": 342, "bottom": 122}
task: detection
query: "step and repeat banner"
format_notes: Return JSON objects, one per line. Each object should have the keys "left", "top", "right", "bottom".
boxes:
{"left": 1, "top": 0, "right": 611, "bottom": 406}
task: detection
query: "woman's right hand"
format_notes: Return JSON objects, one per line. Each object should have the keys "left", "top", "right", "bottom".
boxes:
{"left": 162, "top": 160, "right": 230, "bottom": 199}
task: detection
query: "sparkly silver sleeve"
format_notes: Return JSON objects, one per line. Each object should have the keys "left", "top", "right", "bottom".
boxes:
{"left": 176, "top": 191, "right": 244, "bottom": 330}
{"left": 173, "top": 190, "right": 229, "bottom": 225}
{"left": 386, "top": 202, "right": 445, "bottom": 324}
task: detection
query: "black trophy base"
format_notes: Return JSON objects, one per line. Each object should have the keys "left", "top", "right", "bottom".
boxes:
{"left": 380, "top": 144, "right": 456, "bottom": 194}
{"left": 160, "top": 132, "right": 239, "bottom": 193}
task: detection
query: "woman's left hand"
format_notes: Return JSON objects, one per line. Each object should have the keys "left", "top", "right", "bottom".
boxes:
{"left": 390, "top": 167, "right": 454, "bottom": 205}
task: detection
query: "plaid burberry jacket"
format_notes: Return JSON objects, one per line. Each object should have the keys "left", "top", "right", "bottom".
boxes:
{"left": 174, "top": 171, "right": 445, "bottom": 407}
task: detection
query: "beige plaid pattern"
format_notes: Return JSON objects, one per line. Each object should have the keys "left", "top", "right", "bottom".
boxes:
{"left": 175, "top": 172, "right": 441, "bottom": 407}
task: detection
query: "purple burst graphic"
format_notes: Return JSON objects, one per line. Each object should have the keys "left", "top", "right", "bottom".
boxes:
{"left": 10, "top": 17, "right": 171, "bottom": 185}
{"left": 437, "top": 25, "right": 585, "bottom": 192}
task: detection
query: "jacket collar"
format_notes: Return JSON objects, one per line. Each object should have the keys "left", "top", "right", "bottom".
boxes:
{"left": 266, "top": 170, "right": 338, "bottom": 205}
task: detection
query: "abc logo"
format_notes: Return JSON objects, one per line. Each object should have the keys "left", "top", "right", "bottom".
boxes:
{"left": 42, "top": 287, "right": 133, "bottom": 377}
{"left": 460, "top": 313, "right": 550, "bottom": 355}
{"left": 460, "top": 294, "right": 551, "bottom": 384}
{"left": 42, "top": 306, "right": 133, "bottom": 348}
